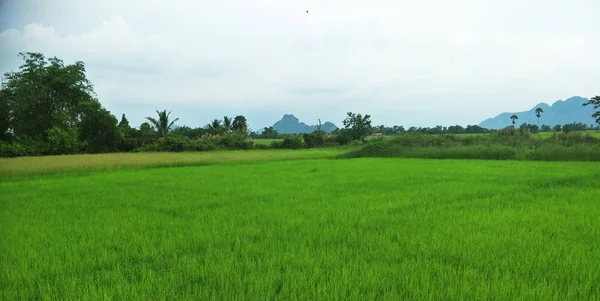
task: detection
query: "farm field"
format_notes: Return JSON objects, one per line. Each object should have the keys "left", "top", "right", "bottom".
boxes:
{"left": 1, "top": 156, "right": 600, "bottom": 300}
{"left": 0, "top": 148, "right": 343, "bottom": 178}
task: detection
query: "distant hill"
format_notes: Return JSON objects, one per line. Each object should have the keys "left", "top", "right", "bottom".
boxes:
{"left": 272, "top": 114, "right": 339, "bottom": 134}
{"left": 479, "top": 96, "right": 597, "bottom": 129}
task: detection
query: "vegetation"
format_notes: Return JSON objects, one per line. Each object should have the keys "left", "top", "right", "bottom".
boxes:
{"left": 535, "top": 107, "right": 544, "bottom": 127}
{"left": 345, "top": 128, "right": 600, "bottom": 161}
{"left": 0, "top": 148, "right": 344, "bottom": 178}
{"left": 2, "top": 50, "right": 599, "bottom": 300}
{"left": 510, "top": 114, "right": 518, "bottom": 125}
{"left": 337, "top": 112, "right": 373, "bottom": 144}
{"left": 2, "top": 157, "right": 599, "bottom": 300}
{"left": 583, "top": 95, "right": 600, "bottom": 125}
{"left": 146, "top": 110, "right": 179, "bottom": 138}
{"left": 1, "top": 51, "right": 599, "bottom": 162}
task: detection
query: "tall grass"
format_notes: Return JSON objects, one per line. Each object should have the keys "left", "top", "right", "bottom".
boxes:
{"left": 346, "top": 130, "right": 600, "bottom": 161}
{"left": 0, "top": 148, "right": 345, "bottom": 178}
{"left": 1, "top": 158, "right": 599, "bottom": 300}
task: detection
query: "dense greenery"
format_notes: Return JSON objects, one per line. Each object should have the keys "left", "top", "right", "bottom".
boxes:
{"left": 1, "top": 52, "right": 599, "bottom": 159}
{"left": 2, "top": 156, "right": 599, "bottom": 299}
{"left": 345, "top": 128, "right": 600, "bottom": 161}
{"left": 584, "top": 96, "right": 600, "bottom": 125}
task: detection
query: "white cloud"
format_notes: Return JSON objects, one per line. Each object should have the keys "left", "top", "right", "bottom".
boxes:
{"left": 1, "top": 0, "right": 599, "bottom": 129}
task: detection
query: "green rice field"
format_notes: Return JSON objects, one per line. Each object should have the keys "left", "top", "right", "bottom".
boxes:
{"left": 1, "top": 151, "right": 599, "bottom": 300}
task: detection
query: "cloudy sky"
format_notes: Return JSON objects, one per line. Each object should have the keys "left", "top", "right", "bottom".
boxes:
{"left": 1, "top": 0, "right": 599, "bottom": 130}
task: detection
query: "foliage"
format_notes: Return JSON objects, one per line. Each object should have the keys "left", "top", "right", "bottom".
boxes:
{"left": 260, "top": 126, "right": 279, "bottom": 139}
{"left": 146, "top": 110, "right": 179, "bottom": 138}
{"left": 535, "top": 107, "right": 544, "bottom": 126}
{"left": 1, "top": 52, "right": 95, "bottom": 140}
{"left": 222, "top": 116, "right": 232, "bottom": 134}
{"left": 303, "top": 131, "right": 325, "bottom": 148}
{"left": 583, "top": 95, "right": 600, "bottom": 125}
{"left": 0, "top": 89, "right": 10, "bottom": 140}
{"left": 280, "top": 135, "right": 304, "bottom": 149}
{"left": 232, "top": 115, "right": 248, "bottom": 133}
{"left": 78, "top": 99, "right": 121, "bottom": 153}
{"left": 207, "top": 119, "right": 223, "bottom": 135}
{"left": 510, "top": 114, "right": 518, "bottom": 125}
{"left": 345, "top": 130, "right": 600, "bottom": 161}
{"left": 172, "top": 126, "right": 207, "bottom": 139}
{"left": 45, "top": 126, "right": 79, "bottom": 155}
{"left": 217, "top": 133, "right": 253, "bottom": 150}
{"left": 0, "top": 141, "right": 43, "bottom": 157}
{"left": 337, "top": 112, "right": 372, "bottom": 144}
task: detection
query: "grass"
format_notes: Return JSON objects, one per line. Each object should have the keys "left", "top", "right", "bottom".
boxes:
{"left": 352, "top": 131, "right": 600, "bottom": 162}
{"left": 0, "top": 148, "right": 344, "bottom": 179}
{"left": 251, "top": 138, "right": 283, "bottom": 145}
{"left": 1, "top": 156, "right": 600, "bottom": 300}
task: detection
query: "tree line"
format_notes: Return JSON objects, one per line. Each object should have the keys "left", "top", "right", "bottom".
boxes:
{"left": 1, "top": 52, "right": 598, "bottom": 157}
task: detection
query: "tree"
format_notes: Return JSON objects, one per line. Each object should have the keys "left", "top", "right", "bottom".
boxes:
{"left": 137, "top": 122, "right": 156, "bottom": 146}
{"left": 510, "top": 114, "right": 518, "bottom": 126}
{"left": 339, "top": 112, "right": 372, "bottom": 143}
{"left": 146, "top": 110, "right": 179, "bottom": 138}
{"left": 1, "top": 52, "right": 94, "bottom": 140}
{"left": 118, "top": 114, "right": 130, "bottom": 129}
{"left": 535, "top": 108, "right": 544, "bottom": 127}
{"left": 583, "top": 95, "right": 600, "bottom": 125}
{"left": 0, "top": 89, "right": 10, "bottom": 140}
{"left": 260, "top": 126, "right": 279, "bottom": 139}
{"left": 207, "top": 119, "right": 223, "bottom": 135}
{"left": 541, "top": 124, "right": 552, "bottom": 132}
{"left": 223, "top": 116, "right": 232, "bottom": 134}
{"left": 78, "top": 99, "right": 121, "bottom": 153}
{"left": 232, "top": 115, "right": 248, "bottom": 133}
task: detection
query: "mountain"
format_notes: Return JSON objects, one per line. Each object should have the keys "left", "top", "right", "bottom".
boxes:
{"left": 479, "top": 96, "right": 597, "bottom": 129}
{"left": 272, "top": 114, "right": 339, "bottom": 134}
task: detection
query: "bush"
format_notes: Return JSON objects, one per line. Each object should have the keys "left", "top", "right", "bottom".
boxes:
{"left": 217, "top": 133, "right": 253, "bottom": 150}
{"left": 280, "top": 136, "right": 304, "bottom": 149}
{"left": 343, "top": 131, "right": 600, "bottom": 162}
{"left": 189, "top": 139, "right": 217, "bottom": 151}
{"left": 137, "top": 135, "right": 190, "bottom": 152}
{"left": 119, "top": 137, "right": 140, "bottom": 152}
{"left": 0, "top": 142, "right": 40, "bottom": 157}
{"left": 303, "top": 132, "right": 325, "bottom": 148}
{"left": 45, "top": 126, "right": 79, "bottom": 155}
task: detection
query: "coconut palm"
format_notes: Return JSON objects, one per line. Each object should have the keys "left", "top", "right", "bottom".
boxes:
{"left": 535, "top": 108, "right": 544, "bottom": 127}
{"left": 223, "top": 116, "right": 232, "bottom": 134}
{"left": 207, "top": 119, "right": 223, "bottom": 135}
{"left": 145, "top": 110, "right": 179, "bottom": 138}
{"left": 510, "top": 114, "right": 518, "bottom": 126}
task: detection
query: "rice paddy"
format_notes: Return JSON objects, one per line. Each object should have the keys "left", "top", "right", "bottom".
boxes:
{"left": 1, "top": 152, "right": 599, "bottom": 300}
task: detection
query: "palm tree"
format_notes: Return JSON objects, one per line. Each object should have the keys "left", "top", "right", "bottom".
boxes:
{"left": 207, "top": 119, "right": 223, "bottom": 135}
{"left": 223, "top": 116, "right": 232, "bottom": 134}
{"left": 146, "top": 110, "right": 179, "bottom": 138}
{"left": 232, "top": 115, "right": 248, "bottom": 133}
{"left": 510, "top": 114, "right": 518, "bottom": 126}
{"left": 535, "top": 108, "right": 544, "bottom": 127}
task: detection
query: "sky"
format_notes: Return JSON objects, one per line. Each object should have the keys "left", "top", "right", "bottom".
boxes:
{"left": 1, "top": 0, "right": 599, "bottom": 130}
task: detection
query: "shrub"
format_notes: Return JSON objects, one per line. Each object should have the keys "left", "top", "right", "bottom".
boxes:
{"left": 0, "top": 142, "right": 43, "bottom": 157}
{"left": 280, "top": 136, "right": 304, "bottom": 149}
{"left": 189, "top": 139, "right": 217, "bottom": 151}
{"left": 217, "top": 133, "right": 253, "bottom": 150}
{"left": 45, "top": 126, "right": 79, "bottom": 155}
{"left": 303, "top": 132, "right": 325, "bottom": 148}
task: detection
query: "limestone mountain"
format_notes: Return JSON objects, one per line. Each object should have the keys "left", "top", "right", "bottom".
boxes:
{"left": 272, "top": 114, "right": 339, "bottom": 134}
{"left": 479, "top": 96, "right": 597, "bottom": 129}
